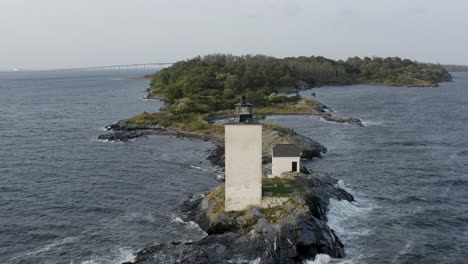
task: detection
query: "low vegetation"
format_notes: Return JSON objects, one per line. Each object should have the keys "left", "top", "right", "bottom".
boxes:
{"left": 149, "top": 54, "right": 451, "bottom": 106}
{"left": 199, "top": 176, "right": 318, "bottom": 229}
{"left": 126, "top": 111, "right": 224, "bottom": 135}
{"left": 204, "top": 185, "right": 226, "bottom": 223}
{"left": 120, "top": 97, "right": 323, "bottom": 137}
{"left": 124, "top": 54, "right": 451, "bottom": 135}
{"left": 262, "top": 177, "right": 307, "bottom": 197}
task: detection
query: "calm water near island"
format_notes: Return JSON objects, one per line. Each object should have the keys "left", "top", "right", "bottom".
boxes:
{"left": 1, "top": 71, "right": 467, "bottom": 264}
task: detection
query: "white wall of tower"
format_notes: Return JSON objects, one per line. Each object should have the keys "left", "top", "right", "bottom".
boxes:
{"left": 224, "top": 124, "right": 262, "bottom": 211}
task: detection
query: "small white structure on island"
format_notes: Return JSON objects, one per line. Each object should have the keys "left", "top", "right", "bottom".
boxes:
{"left": 271, "top": 144, "right": 301, "bottom": 177}
{"left": 224, "top": 96, "right": 263, "bottom": 211}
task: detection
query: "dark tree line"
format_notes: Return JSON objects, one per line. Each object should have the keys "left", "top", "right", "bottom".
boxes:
{"left": 148, "top": 54, "right": 451, "bottom": 114}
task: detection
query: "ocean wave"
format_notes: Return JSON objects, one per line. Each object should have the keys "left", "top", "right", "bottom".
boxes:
{"left": 398, "top": 195, "right": 429, "bottom": 204}
{"left": 122, "top": 212, "right": 157, "bottom": 223}
{"left": 327, "top": 198, "right": 374, "bottom": 237}
{"left": 250, "top": 258, "right": 261, "bottom": 264}
{"left": 317, "top": 117, "right": 356, "bottom": 126}
{"left": 326, "top": 180, "right": 376, "bottom": 263}
{"left": 9, "top": 236, "right": 78, "bottom": 262}
{"left": 433, "top": 179, "right": 468, "bottom": 187}
{"left": 189, "top": 165, "right": 210, "bottom": 172}
{"left": 0, "top": 186, "right": 24, "bottom": 192}
{"left": 305, "top": 254, "right": 332, "bottom": 264}
{"left": 306, "top": 254, "right": 364, "bottom": 264}
{"left": 304, "top": 181, "right": 375, "bottom": 264}
{"left": 188, "top": 193, "right": 205, "bottom": 202}
{"left": 79, "top": 247, "right": 135, "bottom": 264}
{"left": 91, "top": 138, "right": 123, "bottom": 144}
{"left": 334, "top": 179, "right": 347, "bottom": 190}
{"left": 170, "top": 216, "right": 207, "bottom": 236}
{"left": 361, "top": 120, "right": 384, "bottom": 126}
{"left": 216, "top": 174, "right": 225, "bottom": 181}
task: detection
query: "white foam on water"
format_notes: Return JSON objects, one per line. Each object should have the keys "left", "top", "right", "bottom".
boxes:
{"left": 361, "top": 120, "right": 384, "bottom": 126}
{"left": 304, "top": 180, "right": 376, "bottom": 264}
{"left": 325, "top": 180, "right": 377, "bottom": 263}
{"left": 170, "top": 216, "right": 207, "bottom": 236}
{"left": 305, "top": 254, "right": 360, "bottom": 264}
{"left": 9, "top": 236, "right": 79, "bottom": 262}
{"left": 190, "top": 165, "right": 209, "bottom": 171}
{"left": 92, "top": 138, "right": 123, "bottom": 144}
{"left": 78, "top": 247, "right": 135, "bottom": 264}
{"left": 122, "top": 211, "right": 157, "bottom": 223}
{"left": 318, "top": 117, "right": 328, "bottom": 123}
{"left": 305, "top": 254, "right": 332, "bottom": 264}
{"left": 317, "top": 117, "right": 354, "bottom": 126}
{"left": 171, "top": 216, "right": 186, "bottom": 224}
{"left": 327, "top": 198, "right": 373, "bottom": 238}
{"left": 189, "top": 193, "right": 205, "bottom": 202}
{"left": 249, "top": 257, "right": 261, "bottom": 264}
{"left": 335, "top": 179, "right": 346, "bottom": 190}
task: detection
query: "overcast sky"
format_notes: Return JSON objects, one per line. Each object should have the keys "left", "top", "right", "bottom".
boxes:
{"left": 1, "top": 0, "right": 467, "bottom": 69}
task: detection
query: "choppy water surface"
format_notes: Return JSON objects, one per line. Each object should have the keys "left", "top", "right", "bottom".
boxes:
{"left": 1, "top": 71, "right": 467, "bottom": 264}
{"left": 0, "top": 71, "right": 220, "bottom": 263}
{"left": 268, "top": 74, "right": 468, "bottom": 264}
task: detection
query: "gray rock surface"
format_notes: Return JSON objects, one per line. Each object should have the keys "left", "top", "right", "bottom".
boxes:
{"left": 125, "top": 174, "right": 354, "bottom": 264}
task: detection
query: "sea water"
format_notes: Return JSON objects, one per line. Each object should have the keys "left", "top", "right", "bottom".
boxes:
{"left": 268, "top": 75, "right": 468, "bottom": 264}
{"left": 1, "top": 71, "right": 467, "bottom": 263}
{"left": 0, "top": 71, "right": 220, "bottom": 264}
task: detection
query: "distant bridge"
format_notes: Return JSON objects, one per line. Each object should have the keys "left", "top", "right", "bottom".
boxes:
{"left": 9, "top": 62, "right": 174, "bottom": 73}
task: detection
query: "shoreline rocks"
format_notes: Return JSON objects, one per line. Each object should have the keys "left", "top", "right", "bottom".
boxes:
{"left": 99, "top": 120, "right": 328, "bottom": 168}
{"left": 124, "top": 174, "right": 354, "bottom": 264}
{"left": 98, "top": 130, "right": 146, "bottom": 142}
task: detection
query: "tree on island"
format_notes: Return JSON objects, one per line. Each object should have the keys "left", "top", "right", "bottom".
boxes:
{"left": 148, "top": 54, "right": 451, "bottom": 115}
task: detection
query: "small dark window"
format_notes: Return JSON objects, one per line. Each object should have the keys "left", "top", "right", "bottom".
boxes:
{"left": 292, "top": 162, "right": 297, "bottom": 172}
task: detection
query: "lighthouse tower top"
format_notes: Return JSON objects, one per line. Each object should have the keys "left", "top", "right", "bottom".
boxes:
{"left": 233, "top": 95, "right": 256, "bottom": 123}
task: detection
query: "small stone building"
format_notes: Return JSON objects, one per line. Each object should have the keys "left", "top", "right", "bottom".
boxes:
{"left": 271, "top": 144, "right": 301, "bottom": 177}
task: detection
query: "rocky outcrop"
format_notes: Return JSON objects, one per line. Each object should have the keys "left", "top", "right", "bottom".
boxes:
{"left": 319, "top": 114, "right": 363, "bottom": 126}
{"left": 97, "top": 121, "right": 165, "bottom": 142}
{"left": 101, "top": 120, "right": 327, "bottom": 168}
{"left": 125, "top": 174, "right": 354, "bottom": 264}
{"left": 306, "top": 101, "right": 363, "bottom": 127}
{"left": 99, "top": 120, "right": 223, "bottom": 143}
{"left": 206, "top": 145, "right": 225, "bottom": 168}
{"left": 98, "top": 131, "right": 146, "bottom": 142}
{"left": 105, "top": 120, "right": 164, "bottom": 132}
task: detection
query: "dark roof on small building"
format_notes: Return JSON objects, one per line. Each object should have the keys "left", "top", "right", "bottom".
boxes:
{"left": 273, "top": 144, "right": 301, "bottom": 157}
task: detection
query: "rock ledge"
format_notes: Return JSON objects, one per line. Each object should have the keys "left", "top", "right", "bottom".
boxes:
{"left": 124, "top": 174, "right": 353, "bottom": 264}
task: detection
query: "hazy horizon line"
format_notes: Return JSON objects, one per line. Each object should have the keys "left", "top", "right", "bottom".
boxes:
{"left": 2, "top": 54, "right": 466, "bottom": 72}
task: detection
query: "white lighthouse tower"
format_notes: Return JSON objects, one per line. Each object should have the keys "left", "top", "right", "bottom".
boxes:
{"left": 224, "top": 96, "right": 263, "bottom": 211}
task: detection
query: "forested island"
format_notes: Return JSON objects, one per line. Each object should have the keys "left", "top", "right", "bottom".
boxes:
{"left": 104, "top": 54, "right": 450, "bottom": 140}
{"left": 149, "top": 54, "right": 451, "bottom": 106}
